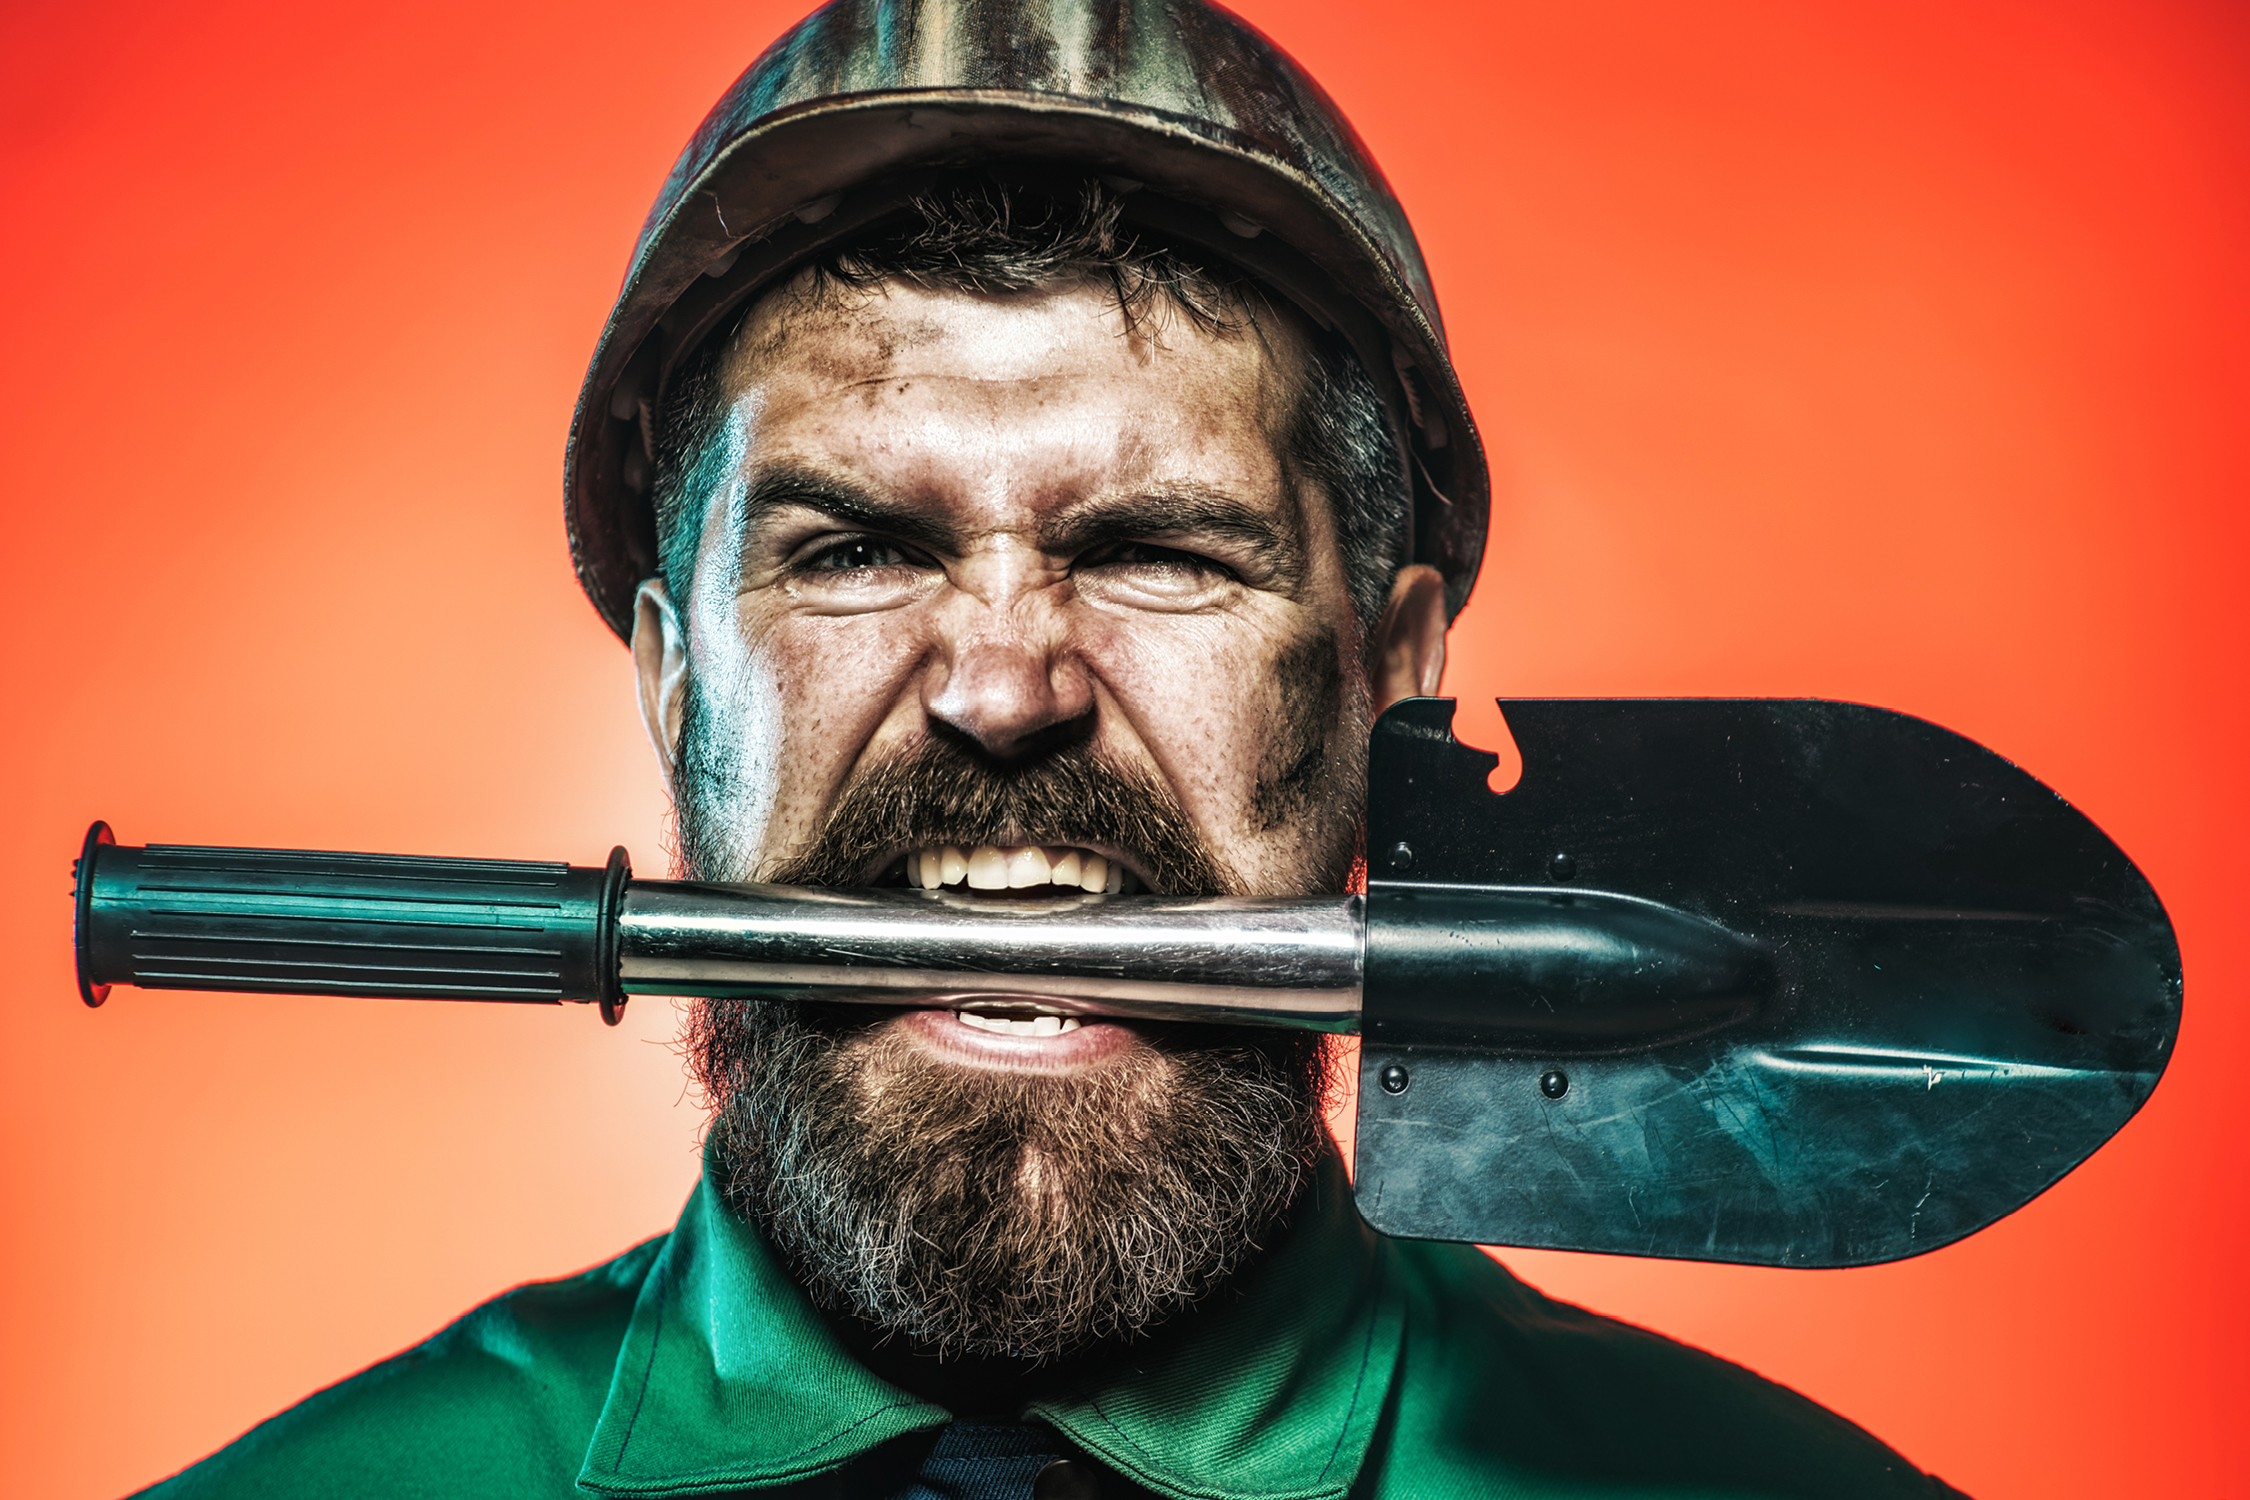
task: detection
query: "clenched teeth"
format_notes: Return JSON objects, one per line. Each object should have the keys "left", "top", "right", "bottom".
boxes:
{"left": 953, "top": 1009, "right": 1084, "bottom": 1037}
{"left": 910, "top": 844, "right": 1134, "bottom": 894}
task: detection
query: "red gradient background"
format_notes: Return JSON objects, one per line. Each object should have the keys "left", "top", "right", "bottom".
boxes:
{"left": 4, "top": 1, "right": 2245, "bottom": 1495}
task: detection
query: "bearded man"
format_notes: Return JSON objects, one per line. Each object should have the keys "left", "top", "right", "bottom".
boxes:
{"left": 138, "top": 2, "right": 1965, "bottom": 1496}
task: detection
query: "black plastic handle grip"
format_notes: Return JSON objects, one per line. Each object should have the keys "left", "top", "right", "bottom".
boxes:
{"left": 73, "top": 823, "right": 632, "bottom": 1023}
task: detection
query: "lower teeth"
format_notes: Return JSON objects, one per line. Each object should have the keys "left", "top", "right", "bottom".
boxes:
{"left": 954, "top": 1011, "right": 1084, "bottom": 1037}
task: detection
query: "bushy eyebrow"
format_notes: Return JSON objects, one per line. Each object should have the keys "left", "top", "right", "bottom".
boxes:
{"left": 737, "top": 468, "right": 958, "bottom": 556}
{"left": 735, "top": 467, "right": 1302, "bottom": 586}
{"left": 1040, "top": 490, "right": 1304, "bottom": 587}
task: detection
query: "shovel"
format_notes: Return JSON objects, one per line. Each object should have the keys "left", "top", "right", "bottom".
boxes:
{"left": 72, "top": 697, "right": 2179, "bottom": 1268}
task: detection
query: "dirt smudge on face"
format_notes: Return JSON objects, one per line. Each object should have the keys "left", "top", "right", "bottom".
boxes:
{"left": 725, "top": 271, "right": 958, "bottom": 398}
{"left": 1252, "top": 627, "right": 1343, "bottom": 833}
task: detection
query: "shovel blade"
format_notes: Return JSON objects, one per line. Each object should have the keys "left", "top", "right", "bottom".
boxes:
{"left": 1351, "top": 698, "right": 2179, "bottom": 1266}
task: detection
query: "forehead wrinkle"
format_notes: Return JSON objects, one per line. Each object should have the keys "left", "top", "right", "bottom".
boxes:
{"left": 720, "top": 278, "right": 1314, "bottom": 572}
{"left": 749, "top": 274, "right": 1280, "bottom": 395}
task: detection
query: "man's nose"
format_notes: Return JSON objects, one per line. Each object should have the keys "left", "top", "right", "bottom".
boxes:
{"left": 920, "top": 594, "right": 1093, "bottom": 759}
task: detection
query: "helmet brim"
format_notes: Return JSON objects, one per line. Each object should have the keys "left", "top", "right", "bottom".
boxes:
{"left": 567, "top": 92, "right": 1488, "bottom": 640}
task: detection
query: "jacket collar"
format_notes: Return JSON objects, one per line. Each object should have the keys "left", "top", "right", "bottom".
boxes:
{"left": 577, "top": 1152, "right": 1401, "bottom": 1500}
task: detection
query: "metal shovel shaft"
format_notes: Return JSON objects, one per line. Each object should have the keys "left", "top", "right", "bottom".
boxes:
{"left": 617, "top": 881, "right": 1365, "bottom": 1030}
{"left": 74, "top": 829, "right": 1780, "bottom": 1042}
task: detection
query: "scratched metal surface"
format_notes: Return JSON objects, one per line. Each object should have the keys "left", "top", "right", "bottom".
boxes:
{"left": 562, "top": 0, "right": 1489, "bottom": 639}
{"left": 617, "top": 882, "right": 1366, "bottom": 1029}
{"left": 1352, "top": 698, "right": 2180, "bottom": 1266}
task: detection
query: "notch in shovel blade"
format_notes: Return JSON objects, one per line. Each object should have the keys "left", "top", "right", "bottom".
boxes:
{"left": 1352, "top": 698, "right": 2180, "bottom": 1267}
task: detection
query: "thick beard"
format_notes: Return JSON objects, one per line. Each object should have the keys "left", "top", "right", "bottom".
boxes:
{"left": 673, "top": 682, "right": 1340, "bottom": 1361}
{"left": 689, "top": 999, "right": 1330, "bottom": 1361}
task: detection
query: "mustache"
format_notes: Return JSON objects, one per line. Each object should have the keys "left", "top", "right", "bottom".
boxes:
{"left": 671, "top": 675, "right": 1238, "bottom": 897}
{"left": 762, "top": 724, "right": 1237, "bottom": 897}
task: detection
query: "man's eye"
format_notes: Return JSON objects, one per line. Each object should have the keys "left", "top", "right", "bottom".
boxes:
{"left": 1083, "top": 542, "right": 1234, "bottom": 581}
{"left": 800, "top": 537, "right": 919, "bottom": 572}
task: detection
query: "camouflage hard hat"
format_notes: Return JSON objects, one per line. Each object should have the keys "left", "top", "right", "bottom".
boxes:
{"left": 566, "top": 0, "right": 1489, "bottom": 637}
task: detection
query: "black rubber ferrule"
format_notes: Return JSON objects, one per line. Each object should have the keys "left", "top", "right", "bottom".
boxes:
{"left": 75, "top": 820, "right": 115, "bottom": 1008}
{"left": 595, "top": 846, "right": 631, "bottom": 1025}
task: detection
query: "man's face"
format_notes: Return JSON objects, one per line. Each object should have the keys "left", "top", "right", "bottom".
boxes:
{"left": 634, "top": 270, "right": 1444, "bottom": 1359}
{"left": 653, "top": 272, "right": 1380, "bottom": 900}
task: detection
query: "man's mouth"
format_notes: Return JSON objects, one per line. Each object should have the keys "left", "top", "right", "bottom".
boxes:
{"left": 894, "top": 993, "right": 1127, "bottom": 1067}
{"left": 877, "top": 843, "right": 1146, "bottom": 895}
{"left": 951, "top": 1007, "right": 1085, "bottom": 1037}
{"left": 851, "top": 842, "right": 1151, "bottom": 1062}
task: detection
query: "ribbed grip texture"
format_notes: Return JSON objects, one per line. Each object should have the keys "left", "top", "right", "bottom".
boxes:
{"left": 81, "top": 842, "right": 615, "bottom": 1004}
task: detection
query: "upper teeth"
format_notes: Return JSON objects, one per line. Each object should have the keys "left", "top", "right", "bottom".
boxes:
{"left": 911, "top": 844, "right": 1132, "bottom": 894}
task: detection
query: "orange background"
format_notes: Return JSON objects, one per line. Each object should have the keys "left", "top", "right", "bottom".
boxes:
{"left": 3, "top": 0, "right": 2245, "bottom": 1495}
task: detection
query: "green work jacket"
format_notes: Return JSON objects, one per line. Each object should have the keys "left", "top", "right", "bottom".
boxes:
{"left": 141, "top": 1153, "right": 1963, "bottom": 1498}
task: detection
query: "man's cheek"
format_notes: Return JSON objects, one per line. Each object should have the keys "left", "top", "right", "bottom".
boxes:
{"left": 676, "top": 637, "right": 791, "bottom": 880}
{"left": 752, "top": 617, "right": 931, "bottom": 852}
{"left": 1087, "top": 623, "right": 1259, "bottom": 800}
{"left": 1250, "top": 628, "right": 1346, "bottom": 832}
{"left": 1216, "top": 627, "right": 1367, "bottom": 895}
{"left": 1088, "top": 618, "right": 1340, "bottom": 862}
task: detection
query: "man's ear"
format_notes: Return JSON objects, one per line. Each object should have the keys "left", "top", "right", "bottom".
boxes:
{"left": 1368, "top": 564, "right": 1448, "bottom": 714}
{"left": 632, "top": 578, "right": 689, "bottom": 793}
